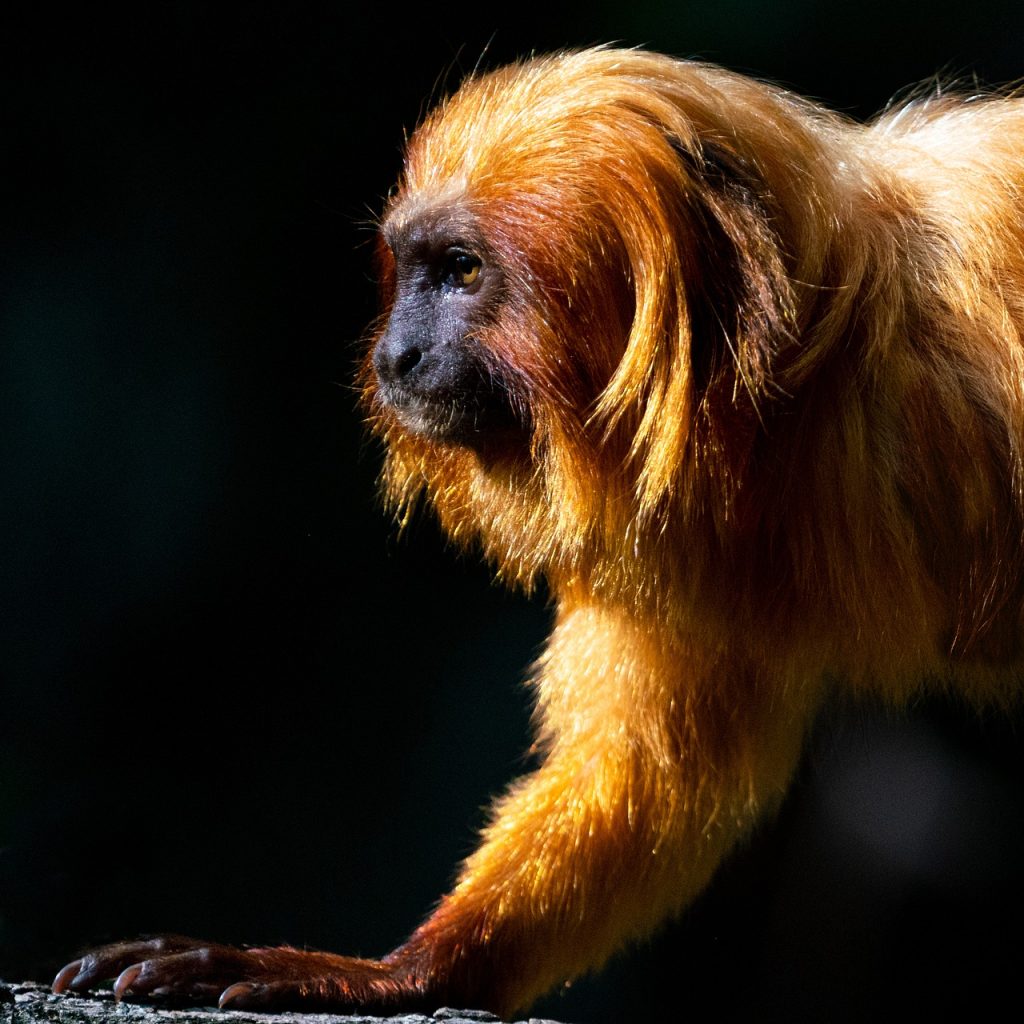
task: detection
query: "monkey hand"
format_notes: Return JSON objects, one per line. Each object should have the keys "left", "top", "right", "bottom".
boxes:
{"left": 51, "top": 936, "right": 431, "bottom": 1012}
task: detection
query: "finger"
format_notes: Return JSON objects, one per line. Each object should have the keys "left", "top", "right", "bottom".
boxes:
{"left": 51, "top": 961, "right": 82, "bottom": 995}
{"left": 53, "top": 937, "right": 204, "bottom": 995}
{"left": 113, "top": 965, "right": 143, "bottom": 1002}
{"left": 113, "top": 947, "right": 256, "bottom": 1004}
{"left": 218, "top": 983, "right": 265, "bottom": 1009}
{"left": 218, "top": 980, "right": 338, "bottom": 1012}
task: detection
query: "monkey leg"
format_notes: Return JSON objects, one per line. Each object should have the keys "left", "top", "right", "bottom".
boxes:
{"left": 53, "top": 604, "right": 816, "bottom": 1015}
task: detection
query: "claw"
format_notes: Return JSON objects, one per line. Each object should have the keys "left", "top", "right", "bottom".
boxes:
{"left": 219, "top": 982, "right": 259, "bottom": 1009}
{"left": 113, "top": 964, "right": 143, "bottom": 1002}
{"left": 52, "top": 961, "right": 83, "bottom": 995}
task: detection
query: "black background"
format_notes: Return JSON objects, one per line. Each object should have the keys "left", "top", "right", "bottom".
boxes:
{"left": 4, "top": 3, "right": 1024, "bottom": 1022}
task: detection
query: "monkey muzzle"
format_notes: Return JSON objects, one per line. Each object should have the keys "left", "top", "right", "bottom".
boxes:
{"left": 372, "top": 329, "right": 526, "bottom": 449}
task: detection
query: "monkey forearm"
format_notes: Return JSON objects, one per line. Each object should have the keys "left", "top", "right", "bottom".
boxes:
{"left": 388, "top": 738, "right": 805, "bottom": 1013}
{"left": 384, "top": 614, "right": 818, "bottom": 1015}
{"left": 386, "top": 759, "right": 725, "bottom": 1014}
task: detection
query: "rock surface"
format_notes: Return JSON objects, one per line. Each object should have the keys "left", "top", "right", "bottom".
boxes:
{"left": 0, "top": 985, "right": 567, "bottom": 1024}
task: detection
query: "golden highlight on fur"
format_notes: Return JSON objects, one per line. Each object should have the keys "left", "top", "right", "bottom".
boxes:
{"left": 52, "top": 47, "right": 1024, "bottom": 1019}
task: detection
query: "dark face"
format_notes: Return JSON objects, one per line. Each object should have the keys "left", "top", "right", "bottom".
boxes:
{"left": 373, "top": 210, "right": 527, "bottom": 451}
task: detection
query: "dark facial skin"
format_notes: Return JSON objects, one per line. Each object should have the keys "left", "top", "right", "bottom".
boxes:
{"left": 373, "top": 212, "right": 527, "bottom": 451}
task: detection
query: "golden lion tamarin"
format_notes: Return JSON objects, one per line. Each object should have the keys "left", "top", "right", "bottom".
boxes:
{"left": 53, "top": 47, "right": 1024, "bottom": 1017}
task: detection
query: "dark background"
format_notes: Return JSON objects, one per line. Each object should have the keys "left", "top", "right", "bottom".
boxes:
{"left": 4, "top": 3, "right": 1024, "bottom": 1022}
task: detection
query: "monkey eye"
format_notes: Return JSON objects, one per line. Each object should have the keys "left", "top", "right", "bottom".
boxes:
{"left": 442, "top": 249, "right": 482, "bottom": 288}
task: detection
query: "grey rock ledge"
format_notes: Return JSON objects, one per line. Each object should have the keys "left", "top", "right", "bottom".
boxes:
{"left": 0, "top": 984, "right": 568, "bottom": 1024}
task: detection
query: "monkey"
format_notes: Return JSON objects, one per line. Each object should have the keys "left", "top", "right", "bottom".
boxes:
{"left": 52, "top": 46, "right": 1024, "bottom": 1017}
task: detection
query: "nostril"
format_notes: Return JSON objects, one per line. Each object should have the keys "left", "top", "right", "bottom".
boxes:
{"left": 396, "top": 346, "right": 422, "bottom": 377}
{"left": 373, "top": 332, "right": 430, "bottom": 386}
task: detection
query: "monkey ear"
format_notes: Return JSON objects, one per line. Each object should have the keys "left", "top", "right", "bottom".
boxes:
{"left": 590, "top": 133, "right": 797, "bottom": 518}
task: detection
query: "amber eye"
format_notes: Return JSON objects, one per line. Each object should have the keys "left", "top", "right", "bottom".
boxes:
{"left": 444, "top": 250, "right": 481, "bottom": 288}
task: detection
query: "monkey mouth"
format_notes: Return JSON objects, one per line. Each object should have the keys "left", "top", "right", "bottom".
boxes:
{"left": 378, "top": 383, "right": 529, "bottom": 451}
{"left": 385, "top": 388, "right": 475, "bottom": 439}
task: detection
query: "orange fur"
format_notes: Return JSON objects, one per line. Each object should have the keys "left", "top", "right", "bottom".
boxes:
{"left": 366, "top": 48, "right": 1024, "bottom": 1013}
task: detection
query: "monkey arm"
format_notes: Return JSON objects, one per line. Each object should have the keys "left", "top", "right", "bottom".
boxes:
{"left": 385, "top": 602, "right": 819, "bottom": 1014}
{"left": 52, "top": 603, "right": 816, "bottom": 1015}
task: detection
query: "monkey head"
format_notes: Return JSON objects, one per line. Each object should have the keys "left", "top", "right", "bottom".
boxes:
{"left": 371, "top": 206, "right": 528, "bottom": 451}
{"left": 367, "top": 50, "right": 837, "bottom": 592}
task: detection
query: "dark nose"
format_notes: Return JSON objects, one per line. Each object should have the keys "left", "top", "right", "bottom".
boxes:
{"left": 373, "top": 330, "right": 428, "bottom": 386}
